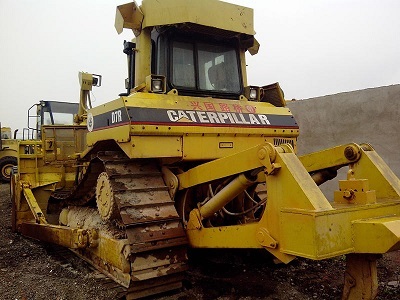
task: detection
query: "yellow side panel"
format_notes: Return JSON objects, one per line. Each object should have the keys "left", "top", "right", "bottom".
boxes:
{"left": 87, "top": 125, "right": 131, "bottom": 147}
{"left": 182, "top": 135, "right": 271, "bottom": 160}
{"left": 186, "top": 223, "right": 261, "bottom": 248}
{"left": 119, "top": 136, "right": 182, "bottom": 159}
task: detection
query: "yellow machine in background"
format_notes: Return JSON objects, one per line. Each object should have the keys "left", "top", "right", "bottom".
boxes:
{"left": 0, "top": 126, "right": 18, "bottom": 182}
{"left": 11, "top": 1, "right": 400, "bottom": 299}
{"left": 0, "top": 101, "right": 80, "bottom": 181}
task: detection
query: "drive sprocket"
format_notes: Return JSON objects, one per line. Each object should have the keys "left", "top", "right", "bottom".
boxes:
{"left": 96, "top": 171, "right": 119, "bottom": 221}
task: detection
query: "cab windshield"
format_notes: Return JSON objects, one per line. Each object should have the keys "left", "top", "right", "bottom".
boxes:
{"left": 171, "top": 40, "right": 242, "bottom": 95}
{"left": 41, "top": 101, "right": 79, "bottom": 126}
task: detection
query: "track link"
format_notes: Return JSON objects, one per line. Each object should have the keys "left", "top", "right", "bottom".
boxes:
{"left": 59, "top": 152, "right": 188, "bottom": 299}
{"left": 45, "top": 244, "right": 127, "bottom": 299}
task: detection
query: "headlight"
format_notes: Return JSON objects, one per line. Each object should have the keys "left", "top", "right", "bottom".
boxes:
{"left": 146, "top": 75, "right": 166, "bottom": 93}
{"left": 244, "top": 86, "right": 261, "bottom": 101}
{"left": 249, "top": 88, "right": 258, "bottom": 100}
{"left": 151, "top": 79, "right": 163, "bottom": 93}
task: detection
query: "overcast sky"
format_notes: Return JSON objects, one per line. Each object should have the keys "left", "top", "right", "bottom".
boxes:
{"left": 1, "top": 0, "right": 399, "bottom": 135}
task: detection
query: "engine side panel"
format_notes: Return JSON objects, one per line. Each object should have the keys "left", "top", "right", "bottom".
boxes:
{"left": 86, "top": 93, "right": 299, "bottom": 160}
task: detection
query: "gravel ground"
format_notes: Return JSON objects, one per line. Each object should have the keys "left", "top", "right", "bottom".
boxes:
{"left": 1, "top": 183, "right": 399, "bottom": 300}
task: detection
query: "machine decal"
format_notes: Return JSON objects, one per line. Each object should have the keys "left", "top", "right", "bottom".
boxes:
{"left": 166, "top": 109, "right": 273, "bottom": 125}
{"left": 91, "top": 108, "right": 130, "bottom": 130}
{"left": 128, "top": 107, "right": 298, "bottom": 128}
{"left": 87, "top": 113, "right": 94, "bottom": 132}
{"left": 91, "top": 107, "right": 298, "bottom": 130}
{"left": 188, "top": 101, "right": 257, "bottom": 114}
{"left": 111, "top": 110, "right": 123, "bottom": 124}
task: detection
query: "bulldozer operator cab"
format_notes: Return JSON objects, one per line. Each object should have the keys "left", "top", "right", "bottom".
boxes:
{"left": 117, "top": 0, "right": 262, "bottom": 102}
{"left": 154, "top": 28, "right": 242, "bottom": 98}
{"left": 26, "top": 100, "right": 79, "bottom": 139}
{"left": 122, "top": 25, "right": 252, "bottom": 100}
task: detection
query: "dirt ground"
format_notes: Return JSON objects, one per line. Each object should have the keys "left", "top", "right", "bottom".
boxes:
{"left": 0, "top": 182, "right": 399, "bottom": 300}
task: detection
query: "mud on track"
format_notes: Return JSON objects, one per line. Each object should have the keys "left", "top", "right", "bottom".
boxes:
{"left": 1, "top": 183, "right": 399, "bottom": 300}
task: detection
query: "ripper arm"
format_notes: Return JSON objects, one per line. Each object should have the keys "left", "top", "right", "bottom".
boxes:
{"left": 179, "top": 142, "right": 400, "bottom": 300}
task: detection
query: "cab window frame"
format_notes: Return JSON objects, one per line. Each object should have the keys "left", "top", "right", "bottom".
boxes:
{"left": 164, "top": 31, "right": 244, "bottom": 99}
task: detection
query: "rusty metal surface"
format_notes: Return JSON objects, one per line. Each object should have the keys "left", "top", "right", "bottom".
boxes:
{"left": 52, "top": 159, "right": 103, "bottom": 206}
{"left": 102, "top": 156, "right": 188, "bottom": 297}
{"left": 55, "top": 151, "right": 188, "bottom": 299}
{"left": 19, "top": 222, "right": 95, "bottom": 249}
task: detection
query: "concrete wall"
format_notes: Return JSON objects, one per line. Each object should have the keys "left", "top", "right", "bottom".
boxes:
{"left": 287, "top": 84, "right": 400, "bottom": 198}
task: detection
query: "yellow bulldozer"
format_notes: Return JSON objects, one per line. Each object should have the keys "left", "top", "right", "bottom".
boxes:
{"left": 0, "top": 100, "right": 79, "bottom": 182}
{"left": 0, "top": 126, "right": 18, "bottom": 182}
{"left": 10, "top": 0, "right": 400, "bottom": 299}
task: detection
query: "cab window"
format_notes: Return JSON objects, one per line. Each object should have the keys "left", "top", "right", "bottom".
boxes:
{"left": 170, "top": 39, "right": 242, "bottom": 95}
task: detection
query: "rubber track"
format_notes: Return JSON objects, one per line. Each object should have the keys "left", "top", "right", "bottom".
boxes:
{"left": 55, "top": 151, "right": 188, "bottom": 299}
